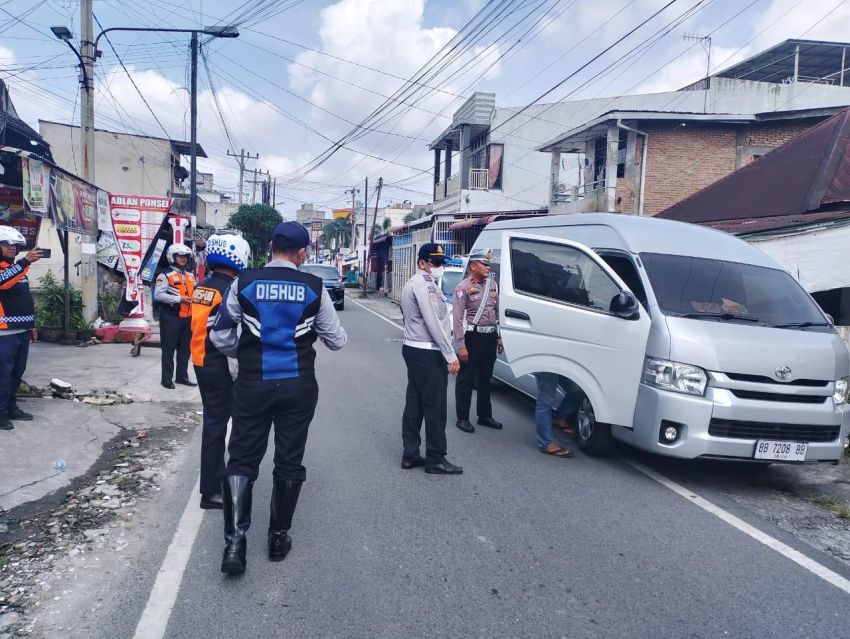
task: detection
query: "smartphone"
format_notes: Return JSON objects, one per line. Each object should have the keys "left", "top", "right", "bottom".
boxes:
{"left": 38, "top": 248, "right": 51, "bottom": 258}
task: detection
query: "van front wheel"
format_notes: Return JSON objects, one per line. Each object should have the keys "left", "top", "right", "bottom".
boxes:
{"left": 575, "top": 396, "right": 613, "bottom": 456}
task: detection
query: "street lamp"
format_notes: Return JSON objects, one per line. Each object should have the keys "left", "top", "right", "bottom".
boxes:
{"left": 51, "top": 23, "right": 240, "bottom": 220}
{"left": 51, "top": 22, "right": 238, "bottom": 334}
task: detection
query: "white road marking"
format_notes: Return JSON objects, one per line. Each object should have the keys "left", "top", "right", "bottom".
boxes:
{"left": 134, "top": 424, "right": 232, "bottom": 639}
{"left": 357, "top": 296, "right": 850, "bottom": 597}
{"left": 132, "top": 475, "right": 204, "bottom": 639}
{"left": 626, "top": 459, "right": 850, "bottom": 596}
{"left": 349, "top": 298, "right": 403, "bottom": 330}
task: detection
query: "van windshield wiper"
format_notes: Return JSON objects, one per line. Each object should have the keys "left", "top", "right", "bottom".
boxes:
{"left": 676, "top": 312, "right": 761, "bottom": 323}
{"left": 771, "top": 321, "right": 831, "bottom": 328}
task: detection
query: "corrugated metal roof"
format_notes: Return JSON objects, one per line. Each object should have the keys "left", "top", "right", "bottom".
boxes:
{"left": 702, "top": 210, "right": 850, "bottom": 235}
{"left": 658, "top": 107, "right": 850, "bottom": 224}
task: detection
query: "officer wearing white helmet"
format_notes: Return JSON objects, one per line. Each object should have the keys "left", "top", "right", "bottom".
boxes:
{"left": 0, "top": 227, "right": 43, "bottom": 431}
{"left": 190, "top": 233, "right": 250, "bottom": 510}
{"left": 154, "top": 242, "right": 197, "bottom": 389}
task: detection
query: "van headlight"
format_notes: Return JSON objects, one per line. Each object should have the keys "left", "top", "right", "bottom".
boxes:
{"left": 643, "top": 358, "right": 708, "bottom": 396}
{"left": 833, "top": 377, "right": 849, "bottom": 404}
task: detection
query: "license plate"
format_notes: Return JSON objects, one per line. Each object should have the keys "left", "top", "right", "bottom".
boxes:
{"left": 754, "top": 440, "right": 808, "bottom": 461}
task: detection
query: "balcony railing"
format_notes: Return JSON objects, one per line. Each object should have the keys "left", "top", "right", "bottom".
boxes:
{"left": 470, "top": 168, "right": 488, "bottom": 190}
{"left": 434, "top": 169, "right": 491, "bottom": 202}
{"left": 446, "top": 173, "right": 461, "bottom": 197}
{"left": 552, "top": 179, "right": 606, "bottom": 204}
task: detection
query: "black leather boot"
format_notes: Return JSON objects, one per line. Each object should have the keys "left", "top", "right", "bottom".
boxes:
{"left": 221, "top": 475, "right": 253, "bottom": 574}
{"left": 268, "top": 480, "right": 302, "bottom": 562}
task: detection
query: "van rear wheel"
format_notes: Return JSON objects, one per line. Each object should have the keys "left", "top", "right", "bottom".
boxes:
{"left": 575, "top": 396, "right": 613, "bottom": 456}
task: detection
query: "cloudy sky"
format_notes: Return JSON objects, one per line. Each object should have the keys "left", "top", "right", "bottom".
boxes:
{"left": 2, "top": 0, "right": 849, "bottom": 215}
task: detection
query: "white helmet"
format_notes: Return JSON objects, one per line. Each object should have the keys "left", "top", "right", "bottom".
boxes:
{"left": 0, "top": 226, "right": 26, "bottom": 246}
{"left": 205, "top": 233, "right": 250, "bottom": 272}
{"left": 166, "top": 243, "right": 192, "bottom": 265}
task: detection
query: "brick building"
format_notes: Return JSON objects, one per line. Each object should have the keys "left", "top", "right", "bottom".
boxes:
{"left": 539, "top": 109, "right": 837, "bottom": 217}
{"left": 537, "top": 39, "right": 850, "bottom": 216}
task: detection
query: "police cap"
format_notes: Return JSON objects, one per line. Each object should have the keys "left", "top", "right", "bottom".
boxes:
{"left": 417, "top": 243, "right": 448, "bottom": 265}
{"left": 272, "top": 221, "right": 311, "bottom": 250}
{"left": 468, "top": 248, "right": 493, "bottom": 266}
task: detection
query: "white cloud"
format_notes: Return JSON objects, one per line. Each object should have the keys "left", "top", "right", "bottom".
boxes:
{"left": 638, "top": 46, "right": 745, "bottom": 94}
{"left": 753, "top": 0, "right": 850, "bottom": 47}
{"left": 286, "top": 0, "right": 502, "bottom": 185}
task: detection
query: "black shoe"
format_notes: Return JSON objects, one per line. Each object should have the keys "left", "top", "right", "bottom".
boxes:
{"left": 0, "top": 417, "right": 13, "bottom": 431}
{"left": 200, "top": 493, "right": 223, "bottom": 510}
{"left": 478, "top": 417, "right": 503, "bottom": 430}
{"left": 9, "top": 408, "right": 33, "bottom": 421}
{"left": 161, "top": 381, "right": 175, "bottom": 389}
{"left": 455, "top": 419, "right": 475, "bottom": 433}
{"left": 221, "top": 475, "right": 253, "bottom": 574}
{"left": 425, "top": 460, "right": 464, "bottom": 475}
{"left": 175, "top": 379, "right": 197, "bottom": 387}
{"left": 401, "top": 455, "right": 426, "bottom": 470}
{"left": 268, "top": 480, "right": 302, "bottom": 562}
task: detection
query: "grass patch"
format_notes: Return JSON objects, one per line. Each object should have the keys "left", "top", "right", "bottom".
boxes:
{"left": 809, "top": 495, "right": 850, "bottom": 520}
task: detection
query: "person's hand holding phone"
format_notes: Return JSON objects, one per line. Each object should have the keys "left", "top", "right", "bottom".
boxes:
{"left": 25, "top": 248, "right": 45, "bottom": 262}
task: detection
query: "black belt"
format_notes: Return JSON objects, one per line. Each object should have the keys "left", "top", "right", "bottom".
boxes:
{"left": 467, "top": 325, "right": 498, "bottom": 334}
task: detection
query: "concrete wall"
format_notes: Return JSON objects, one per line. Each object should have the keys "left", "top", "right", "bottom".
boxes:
{"left": 39, "top": 121, "right": 180, "bottom": 196}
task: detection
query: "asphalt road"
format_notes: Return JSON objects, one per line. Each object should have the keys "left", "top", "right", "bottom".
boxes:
{"left": 91, "top": 301, "right": 850, "bottom": 638}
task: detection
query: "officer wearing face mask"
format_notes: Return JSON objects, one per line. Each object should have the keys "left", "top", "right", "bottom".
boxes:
{"left": 399, "top": 243, "right": 462, "bottom": 475}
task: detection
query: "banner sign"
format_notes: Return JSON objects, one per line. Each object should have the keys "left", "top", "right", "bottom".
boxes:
{"left": 21, "top": 157, "right": 46, "bottom": 213}
{"left": 49, "top": 168, "right": 97, "bottom": 234}
{"left": 109, "top": 194, "right": 172, "bottom": 317}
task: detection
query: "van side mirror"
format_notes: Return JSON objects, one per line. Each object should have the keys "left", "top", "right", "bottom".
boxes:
{"left": 610, "top": 291, "right": 640, "bottom": 320}
{"left": 826, "top": 313, "right": 835, "bottom": 325}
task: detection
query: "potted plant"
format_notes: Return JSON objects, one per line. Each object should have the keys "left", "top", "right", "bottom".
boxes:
{"left": 76, "top": 318, "right": 95, "bottom": 342}
{"left": 34, "top": 271, "right": 83, "bottom": 342}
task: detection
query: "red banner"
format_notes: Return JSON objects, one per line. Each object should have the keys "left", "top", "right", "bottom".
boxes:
{"left": 109, "top": 194, "right": 172, "bottom": 317}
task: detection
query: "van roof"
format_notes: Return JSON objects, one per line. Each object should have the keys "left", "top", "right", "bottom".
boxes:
{"left": 486, "top": 213, "right": 779, "bottom": 268}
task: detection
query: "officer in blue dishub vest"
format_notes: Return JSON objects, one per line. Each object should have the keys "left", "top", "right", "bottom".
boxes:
{"left": 210, "top": 221, "right": 347, "bottom": 575}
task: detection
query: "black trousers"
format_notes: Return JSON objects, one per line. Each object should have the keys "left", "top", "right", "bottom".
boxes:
{"left": 195, "top": 364, "right": 233, "bottom": 497}
{"left": 401, "top": 346, "right": 448, "bottom": 466}
{"left": 226, "top": 376, "right": 319, "bottom": 482}
{"left": 160, "top": 312, "right": 191, "bottom": 384}
{"left": 455, "top": 331, "right": 498, "bottom": 421}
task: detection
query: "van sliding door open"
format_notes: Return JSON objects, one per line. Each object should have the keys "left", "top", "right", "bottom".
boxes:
{"left": 498, "top": 232, "right": 651, "bottom": 428}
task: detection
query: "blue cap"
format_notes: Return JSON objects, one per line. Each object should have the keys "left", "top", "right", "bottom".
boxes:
{"left": 418, "top": 243, "right": 447, "bottom": 264}
{"left": 272, "top": 221, "right": 311, "bottom": 249}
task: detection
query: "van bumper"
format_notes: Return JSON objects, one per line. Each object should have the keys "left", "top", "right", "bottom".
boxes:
{"left": 615, "top": 384, "right": 849, "bottom": 462}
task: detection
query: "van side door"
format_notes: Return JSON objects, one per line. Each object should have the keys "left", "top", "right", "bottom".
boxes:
{"left": 499, "top": 232, "right": 651, "bottom": 428}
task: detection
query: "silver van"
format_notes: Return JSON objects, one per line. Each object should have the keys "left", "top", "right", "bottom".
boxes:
{"left": 472, "top": 214, "right": 850, "bottom": 462}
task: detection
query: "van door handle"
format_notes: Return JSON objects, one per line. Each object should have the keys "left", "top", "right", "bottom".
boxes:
{"left": 505, "top": 309, "right": 530, "bottom": 321}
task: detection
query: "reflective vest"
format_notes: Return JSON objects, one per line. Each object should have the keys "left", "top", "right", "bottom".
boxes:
{"left": 161, "top": 268, "right": 196, "bottom": 318}
{"left": 235, "top": 267, "right": 324, "bottom": 380}
{"left": 0, "top": 258, "right": 35, "bottom": 331}
{"left": 190, "top": 272, "right": 232, "bottom": 368}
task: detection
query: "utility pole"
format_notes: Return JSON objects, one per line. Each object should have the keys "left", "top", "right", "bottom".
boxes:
{"left": 362, "top": 177, "right": 368, "bottom": 279}
{"left": 344, "top": 186, "right": 360, "bottom": 250}
{"left": 247, "top": 169, "right": 268, "bottom": 205}
{"left": 227, "top": 148, "right": 258, "bottom": 206}
{"left": 189, "top": 31, "right": 198, "bottom": 253}
{"left": 365, "top": 177, "right": 383, "bottom": 293}
{"left": 79, "top": 0, "right": 97, "bottom": 325}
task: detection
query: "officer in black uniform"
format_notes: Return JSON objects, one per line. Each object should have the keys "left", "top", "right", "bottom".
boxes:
{"left": 210, "top": 222, "right": 347, "bottom": 575}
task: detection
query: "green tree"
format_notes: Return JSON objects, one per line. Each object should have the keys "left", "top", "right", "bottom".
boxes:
{"left": 226, "top": 204, "right": 282, "bottom": 266}
{"left": 322, "top": 217, "right": 352, "bottom": 256}
{"left": 382, "top": 217, "right": 391, "bottom": 231}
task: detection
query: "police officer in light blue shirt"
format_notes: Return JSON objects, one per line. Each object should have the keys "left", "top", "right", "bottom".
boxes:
{"left": 210, "top": 222, "right": 347, "bottom": 575}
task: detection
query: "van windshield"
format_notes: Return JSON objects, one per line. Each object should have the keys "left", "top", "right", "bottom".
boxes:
{"left": 640, "top": 253, "right": 831, "bottom": 331}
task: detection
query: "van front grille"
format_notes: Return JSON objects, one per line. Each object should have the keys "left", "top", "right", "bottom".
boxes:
{"left": 708, "top": 419, "right": 840, "bottom": 442}
{"left": 729, "top": 390, "right": 827, "bottom": 404}
{"left": 724, "top": 373, "right": 829, "bottom": 387}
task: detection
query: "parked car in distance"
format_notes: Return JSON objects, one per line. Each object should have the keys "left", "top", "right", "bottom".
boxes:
{"left": 299, "top": 263, "right": 345, "bottom": 310}
{"left": 471, "top": 213, "right": 850, "bottom": 463}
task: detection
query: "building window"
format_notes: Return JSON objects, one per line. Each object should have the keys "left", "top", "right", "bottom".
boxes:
{"left": 488, "top": 143, "right": 503, "bottom": 190}
{"left": 511, "top": 238, "right": 620, "bottom": 312}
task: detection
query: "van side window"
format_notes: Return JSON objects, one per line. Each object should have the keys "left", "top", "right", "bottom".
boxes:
{"left": 511, "top": 238, "right": 620, "bottom": 312}
{"left": 599, "top": 254, "right": 648, "bottom": 310}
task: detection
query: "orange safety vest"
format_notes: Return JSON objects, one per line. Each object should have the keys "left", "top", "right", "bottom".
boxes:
{"left": 190, "top": 272, "right": 230, "bottom": 367}
{"left": 165, "top": 270, "right": 196, "bottom": 318}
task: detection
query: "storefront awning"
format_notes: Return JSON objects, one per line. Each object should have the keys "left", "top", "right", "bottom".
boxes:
{"left": 448, "top": 211, "right": 545, "bottom": 231}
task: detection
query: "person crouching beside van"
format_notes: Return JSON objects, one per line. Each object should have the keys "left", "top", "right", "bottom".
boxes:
{"left": 533, "top": 373, "right": 580, "bottom": 458}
